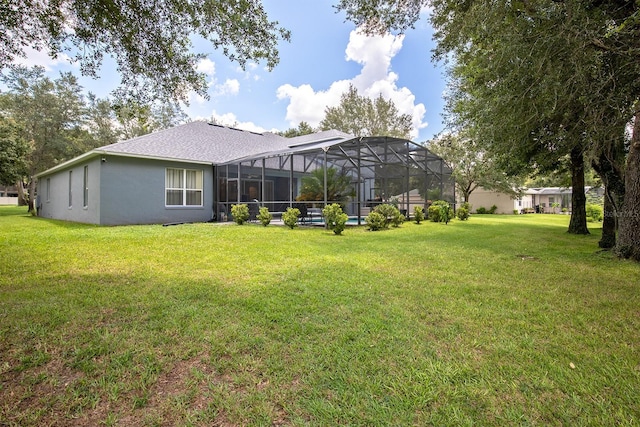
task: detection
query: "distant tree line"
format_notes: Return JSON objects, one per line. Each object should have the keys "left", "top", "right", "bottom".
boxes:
{"left": 0, "top": 66, "right": 187, "bottom": 212}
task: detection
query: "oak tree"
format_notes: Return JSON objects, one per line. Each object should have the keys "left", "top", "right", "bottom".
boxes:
{"left": 1, "top": 0, "right": 291, "bottom": 103}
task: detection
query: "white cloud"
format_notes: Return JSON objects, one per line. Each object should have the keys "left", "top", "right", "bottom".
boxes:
{"left": 196, "top": 58, "right": 216, "bottom": 76}
{"left": 190, "top": 58, "right": 241, "bottom": 102}
{"left": 276, "top": 29, "right": 427, "bottom": 139}
{"left": 215, "top": 79, "right": 240, "bottom": 96}
{"left": 12, "top": 46, "right": 75, "bottom": 70}
{"left": 198, "top": 110, "right": 270, "bottom": 134}
{"left": 276, "top": 80, "right": 351, "bottom": 127}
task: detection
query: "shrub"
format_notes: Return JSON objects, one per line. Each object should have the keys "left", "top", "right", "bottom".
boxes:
{"left": 231, "top": 204, "right": 249, "bottom": 225}
{"left": 373, "top": 203, "right": 403, "bottom": 228}
{"left": 456, "top": 207, "right": 470, "bottom": 221}
{"left": 428, "top": 204, "right": 441, "bottom": 222}
{"left": 365, "top": 211, "right": 386, "bottom": 231}
{"left": 488, "top": 204, "right": 498, "bottom": 214}
{"left": 413, "top": 206, "right": 425, "bottom": 224}
{"left": 476, "top": 206, "right": 488, "bottom": 214}
{"left": 257, "top": 207, "right": 272, "bottom": 227}
{"left": 391, "top": 211, "right": 406, "bottom": 227}
{"left": 586, "top": 203, "right": 603, "bottom": 222}
{"left": 282, "top": 207, "right": 300, "bottom": 229}
{"left": 323, "top": 203, "right": 348, "bottom": 235}
{"left": 428, "top": 200, "right": 453, "bottom": 223}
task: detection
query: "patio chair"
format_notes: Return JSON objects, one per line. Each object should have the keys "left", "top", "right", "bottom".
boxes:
{"left": 248, "top": 199, "right": 260, "bottom": 222}
{"left": 294, "top": 203, "right": 309, "bottom": 224}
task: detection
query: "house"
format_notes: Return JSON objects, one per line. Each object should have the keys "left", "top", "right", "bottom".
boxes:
{"left": 0, "top": 185, "right": 19, "bottom": 205}
{"left": 467, "top": 186, "right": 602, "bottom": 214}
{"left": 466, "top": 187, "right": 524, "bottom": 214}
{"left": 36, "top": 121, "right": 454, "bottom": 225}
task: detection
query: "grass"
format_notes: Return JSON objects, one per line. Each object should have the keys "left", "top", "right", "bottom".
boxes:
{"left": 0, "top": 205, "right": 639, "bottom": 426}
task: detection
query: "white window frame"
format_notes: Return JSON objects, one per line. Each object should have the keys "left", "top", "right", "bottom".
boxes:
{"left": 165, "top": 168, "right": 203, "bottom": 207}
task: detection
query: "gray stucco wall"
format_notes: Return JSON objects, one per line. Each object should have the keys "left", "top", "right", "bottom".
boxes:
{"left": 99, "top": 156, "right": 214, "bottom": 225}
{"left": 37, "top": 158, "right": 101, "bottom": 224}
{"left": 38, "top": 155, "right": 215, "bottom": 225}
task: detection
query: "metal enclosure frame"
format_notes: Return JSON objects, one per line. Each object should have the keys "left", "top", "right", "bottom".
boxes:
{"left": 215, "top": 136, "right": 454, "bottom": 223}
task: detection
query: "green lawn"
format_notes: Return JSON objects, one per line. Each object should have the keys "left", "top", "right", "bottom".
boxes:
{"left": 1, "top": 205, "right": 638, "bottom": 426}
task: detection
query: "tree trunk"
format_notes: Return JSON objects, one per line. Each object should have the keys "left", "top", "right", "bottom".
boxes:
{"left": 15, "top": 179, "right": 28, "bottom": 207}
{"left": 591, "top": 139, "right": 626, "bottom": 248}
{"left": 568, "top": 146, "right": 589, "bottom": 234}
{"left": 27, "top": 178, "right": 37, "bottom": 215}
{"left": 599, "top": 193, "right": 616, "bottom": 249}
{"left": 615, "top": 111, "right": 640, "bottom": 261}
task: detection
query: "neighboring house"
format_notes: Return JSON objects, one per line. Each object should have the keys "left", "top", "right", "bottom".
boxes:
{"left": 36, "top": 121, "right": 454, "bottom": 225}
{"left": 467, "top": 186, "right": 601, "bottom": 214}
{"left": 466, "top": 187, "right": 523, "bottom": 214}
{"left": 0, "top": 185, "right": 19, "bottom": 205}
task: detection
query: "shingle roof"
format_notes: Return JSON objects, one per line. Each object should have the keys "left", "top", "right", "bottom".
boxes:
{"left": 98, "top": 121, "right": 293, "bottom": 164}
{"left": 35, "top": 122, "right": 356, "bottom": 177}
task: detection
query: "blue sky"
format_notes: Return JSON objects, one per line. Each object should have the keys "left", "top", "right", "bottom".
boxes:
{"left": 14, "top": 1, "right": 447, "bottom": 142}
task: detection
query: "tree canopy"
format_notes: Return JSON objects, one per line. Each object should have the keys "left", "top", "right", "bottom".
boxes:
{"left": 1, "top": 0, "right": 291, "bottom": 103}
{"left": 428, "top": 132, "right": 521, "bottom": 202}
{"left": 0, "top": 116, "right": 30, "bottom": 186}
{"left": 338, "top": 0, "right": 640, "bottom": 259}
{"left": 319, "top": 84, "right": 413, "bottom": 138}
{"left": 278, "top": 122, "right": 316, "bottom": 138}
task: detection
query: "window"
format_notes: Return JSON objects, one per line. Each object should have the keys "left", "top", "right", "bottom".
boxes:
{"left": 68, "top": 171, "right": 73, "bottom": 207}
{"left": 83, "top": 166, "right": 89, "bottom": 208}
{"left": 166, "top": 168, "right": 203, "bottom": 206}
{"left": 46, "top": 178, "right": 50, "bottom": 202}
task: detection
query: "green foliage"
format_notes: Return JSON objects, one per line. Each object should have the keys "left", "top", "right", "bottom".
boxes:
{"left": 257, "top": 207, "right": 272, "bottom": 227}
{"left": 282, "top": 207, "right": 300, "bottom": 229}
{"left": 319, "top": 84, "right": 413, "bottom": 138}
{"left": 475, "top": 205, "right": 499, "bottom": 215}
{"left": 456, "top": 207, "right": 470, "bottom": 221}
{"left": 373, "top": 203, "right": 404, "bottom": 228}
{"left": 413, "top": 206, "right": 424, "bottom": 224}
{"left": 428, "top": 132, "right": 521, "bottom": 201}
{"left": 322, "top": 203, "right": 348, "bottom": 235}
{"left": 586, "top": 204, "right": 604, "bottom": 222}
{"left": 1, "top": 0, "right": 291, "bottom": 104}
{"left": 278, "top": 121, "right": 315, "bottom": 138}
{"left": 297, "top": 167, "right": 355, "bottom": 203}
{"left": 231, "top": 204, "right": 249, "bottom": 225}
{"left": 428, "top": 200, "right": 454, "bottom": 224}
{"left": 391, "top": 211, "right": 406, "bottom": 227}
{"left": 112, "top": 99, "right": 187, "bottom": 140}
{"left": 364, "top": 211, "right": 386, "bottom": 231}
{"left": 0, "top": 116, "right": 30, "bottom": 185}
{"left": 363, "top": 203, "right": 405, "bottom": 230}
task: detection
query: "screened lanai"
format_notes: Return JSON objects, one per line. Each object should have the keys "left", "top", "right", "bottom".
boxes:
{"left": 214, "top": 136, "right": 455, "bottom": 224}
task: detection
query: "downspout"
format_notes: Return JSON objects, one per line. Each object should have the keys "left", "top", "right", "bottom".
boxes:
{"left": 212, "top": 163, "right": 216, "bottom": 222}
